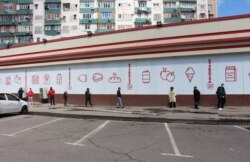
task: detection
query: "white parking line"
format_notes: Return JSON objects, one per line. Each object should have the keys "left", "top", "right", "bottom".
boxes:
{"left": 66, "top": 120, "right": 110, "bottom": 146}
{"left": 2, "top": 118, "right": 63, "bottom": 137}
{"left": 0, "top": 115, "right": 27, "bottom": 122}
{"left": 234, "top": 126, "right": 250, "bottom": 133}
{"left": 161, "top": 123, "right": 193, "bottom": 158}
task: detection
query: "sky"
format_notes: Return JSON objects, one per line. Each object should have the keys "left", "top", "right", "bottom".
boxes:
{"left": 218, "top": 0, "right": 250, "bottom": 17}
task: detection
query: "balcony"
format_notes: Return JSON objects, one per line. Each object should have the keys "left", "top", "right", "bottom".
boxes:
{"left": 80, "top": 8, "right": 96, "bottom": 13}
{"left": 15, "top": 31, "right": 32, "bottom": 36}
{"left": 17, "top": 9, "right": 33, "bottom": 15}
{"left": 45, "top": 8, "right": 61, "bottom": 13}
{"left": 80, "top": 19, "right": 97, "bottom": 24}
{"left": 45, "top": 30, "right": 61, "bottom": 36}
{"left": 17, "top": 0, "right": 33, "bottom": 3}
{"left": 135, "top": 7, "right": 151, "bottom": 14}
{"left": 0, "top": 10, "right": 17, "bottom": 15}
{"left": 164, "top": 17, "right": 182, "bottom": 23}
{"left": 163, "top": 8, "right": 175, "bottom": 13}
{"left": 17, "top": 21, "right": 32, "bottom": 25}
{"left": 97, "top": 18, "right": 115, "bottom": 24}
{"left": 45, "top": 19, "right": 61, "bottom": 25}
{"left": 96, "top": 29, "right": 114, "bottom": 33}
{"left": 0, "top": 32, "right": 15, "bottom": 37}
{"left": 45, "top": 0, "right": 61, "bottom": 3}
{"left": 97, "top": 8, "right": 115, "bottom": 12}
{"left": 134, "top": 18, "right": 151, "bottom": 24}
{"left": 180, "top": 7, "right": 196, "bottom": 12}
{"left": 179, "top": 0, "right": 197, "bottom": 3}
{"left": 0, "top": 20, "right": 16, "bottom": 25}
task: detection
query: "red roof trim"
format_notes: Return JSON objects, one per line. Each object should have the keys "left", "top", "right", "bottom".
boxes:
{"left": 1, "top": 29, "right": 250, "bottom": 58}
{"left": 2, "top": 43, "right": 250, "bottom": 66}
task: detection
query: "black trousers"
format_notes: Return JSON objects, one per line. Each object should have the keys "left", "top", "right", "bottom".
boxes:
{"left": 169, "top": 102, "right": 176, "bottom": 108}
{"left": 217, "top": 97, "right": 226, "bottom": 108}
{"left": 50, "top": 96, "right": 55, "bottom": 105}
{"left": 85, "top": 98, "right": 92, "bottom": 106}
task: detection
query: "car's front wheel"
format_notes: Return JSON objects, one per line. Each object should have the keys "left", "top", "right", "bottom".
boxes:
{"left": 20, "top": 106, "right": 28, "bottom": 114}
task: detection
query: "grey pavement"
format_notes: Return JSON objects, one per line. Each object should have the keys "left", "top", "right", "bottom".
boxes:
{"left": 29, "top": 103, "right": 250, "bottom": 124}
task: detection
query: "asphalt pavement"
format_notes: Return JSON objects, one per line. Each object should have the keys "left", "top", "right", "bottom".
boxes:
{"left": 28, "top": 102, "right": 250, "bottom": 124}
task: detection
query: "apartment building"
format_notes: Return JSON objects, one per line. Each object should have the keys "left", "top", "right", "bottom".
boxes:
{"left": 0, "top": 0, "right": 217, "bottom": 47}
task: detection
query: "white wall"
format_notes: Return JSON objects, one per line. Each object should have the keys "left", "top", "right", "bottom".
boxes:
{"left": 0, "top": 53, "right": 249, "bottom": 95}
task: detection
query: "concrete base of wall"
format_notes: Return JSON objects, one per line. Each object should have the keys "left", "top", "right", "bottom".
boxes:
{"left": 32, "top": 94, "right": 250, "bottom": 107}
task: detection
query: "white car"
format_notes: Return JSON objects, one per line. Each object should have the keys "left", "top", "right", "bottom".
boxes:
{"left": 0, "top": 93, "right": 28, "bottom": 114}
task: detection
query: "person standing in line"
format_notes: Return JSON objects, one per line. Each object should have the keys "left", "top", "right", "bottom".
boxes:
{"left": 63, "top": 91, "right": 68, "bottom": 106}
{"left": 18, "top": 87, "right": 24, "bottom": 100}
{"left": 85, "top": 88, "right": 92, "bottom": 107}
{"left": 48, "top": 87, "right": 55, "bottom": 107}
{"left": 27, "top": 88, "right": 34, "bottom": 106}
{"left": 168, "top": 87, "right": 176, "bottom": 108}
{"left": 116, "top": 87, "right": 124, "bottom": 108}
{"left": 193, "top": 86, "right": 201, "bottom": 109}
{"left": 216, "top": 83, "right": 226, "bottom": 110}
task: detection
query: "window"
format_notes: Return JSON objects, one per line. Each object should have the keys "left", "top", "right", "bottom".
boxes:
{"left": 35, "top": 15, "right": 43, "bottom": 20}
{"left": 102, "top": 12, "right": 110, "bottom": 19}
{"left": 83, "top": 13, "right": 92, "bottom": 19}
{"left": 63, "top": 3, "right": 70, "bottom": 11}
{"left": 35, "top": 26, "right": 43, "bottom": 34}
{"left": 6, "top": 94, "right": 18, "bottom": 101}
{"left": 10, "top": 26, "right": 15, "bottom": 33}
{"left": 0, "top": 94, "right": 6, "bottom": 100}
{"left": 20, "top": 4, "right": 30, "bottom": 10}
{"left": 138, "top": 1, "right": 147, "bottom": 8}
{"left": 99, "top": 2, "right": 114, "bottom": 8}
{"left": 80, "top": 2, "right": 94, "bottom": 8}
{"left": 62, "top": 26, "right": 70, "bottom": 33}
{"left": 153, "top": 14, "right": 161, "bottom": 21}
{"left": 71, "top": 25, "right": 78, "bottom": 30}
{"left": 73, "top": 14, "right": 77, "bottom": 20}
{"left": 85, "top": 24, "right": 90, "bottom": 30}
{"left": 1, "top": 26, "right": 6, "bottom": 32}
{"left": 4, "top": 4, "right": 13, "bottom": 11}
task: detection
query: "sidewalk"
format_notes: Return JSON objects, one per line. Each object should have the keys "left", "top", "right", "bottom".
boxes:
{"left": 29, "top": 103, "right": 250, "bottom": 124}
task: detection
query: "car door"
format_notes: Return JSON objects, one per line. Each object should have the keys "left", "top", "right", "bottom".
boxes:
{"left": 5, "top": 93, "right": 21, "bottom": 113}
{"left": 0, "top": 93, "right": 9, "bottom": 114}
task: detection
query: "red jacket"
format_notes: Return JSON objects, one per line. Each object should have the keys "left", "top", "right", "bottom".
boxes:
{"left": 48, "top": 89, "right": 55, "bottom": 97}
{"left": 27, "top": 90, "right": 34, "bottom": 97}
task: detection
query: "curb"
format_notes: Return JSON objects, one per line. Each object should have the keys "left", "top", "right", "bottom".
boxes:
{"left": 29, "top": 111, "right": 250, "bottom": 125}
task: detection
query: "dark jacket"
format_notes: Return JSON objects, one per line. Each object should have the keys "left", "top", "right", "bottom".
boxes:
{"left": 117, "top": 89, "right": 122, "bottom": 97}
{"left": 216, "top": 86, "right": 226, "bottom": 98}
{"left": 193, "top": 89, "right": 200, "bottom": 102}
{"left": 85, "top": 90, "right": 91, "bottom": 99}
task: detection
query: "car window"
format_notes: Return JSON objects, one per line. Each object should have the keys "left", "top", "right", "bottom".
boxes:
{"left": 0, "top": 94, "right": 6, "bottom": 100}
{"left": 6, "top": 94, "right": 18, "bottom": 101}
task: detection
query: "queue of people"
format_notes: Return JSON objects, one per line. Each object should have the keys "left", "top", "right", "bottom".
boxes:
{"left": 17, "top": 83, "right": 226, "bottom": 110}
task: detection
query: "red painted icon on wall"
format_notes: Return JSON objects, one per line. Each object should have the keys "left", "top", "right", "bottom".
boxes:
{"left": 5, "top": 76, "right": 11, "bottom": 85}
{"left": 44, "top": 74, "right": 50, "bottom": 85}
{"left": 127, "top": 64, "right": 133, "bottom": 90}
{"left": 142, "top": 70, "right": 150, "bottom": 84}
{"left": 14, "top": 75, "right": 22, "bottom": 85}
{"left": 185, "top": 67, "right": 195, "bottom": 83}
{"left": 160, "top": 68, "right": 175, "bottom": 82}
{"left": 57, "top": 74, "right": 62, "bottom": 85}
{"left": 78, "top": 74, "right": 87, "bottom": 82}
{"left": 225, "top": 66, "right": 237, "bottom": 82}
{"left": 108, "top": 73, "right": 121, "bottom": 83}
{"left": 32, "top": 75, "right": 39, "bottom": 84}
{"left": 206, "top": 59, "right": 214, "bottom": 90}
{"left": 93, "top": 73, "right": 103, "bottom": 83}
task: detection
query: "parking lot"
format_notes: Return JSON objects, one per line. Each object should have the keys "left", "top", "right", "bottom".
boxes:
{"left": 0, "top": 115, "right": 249, "bottom": 162}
